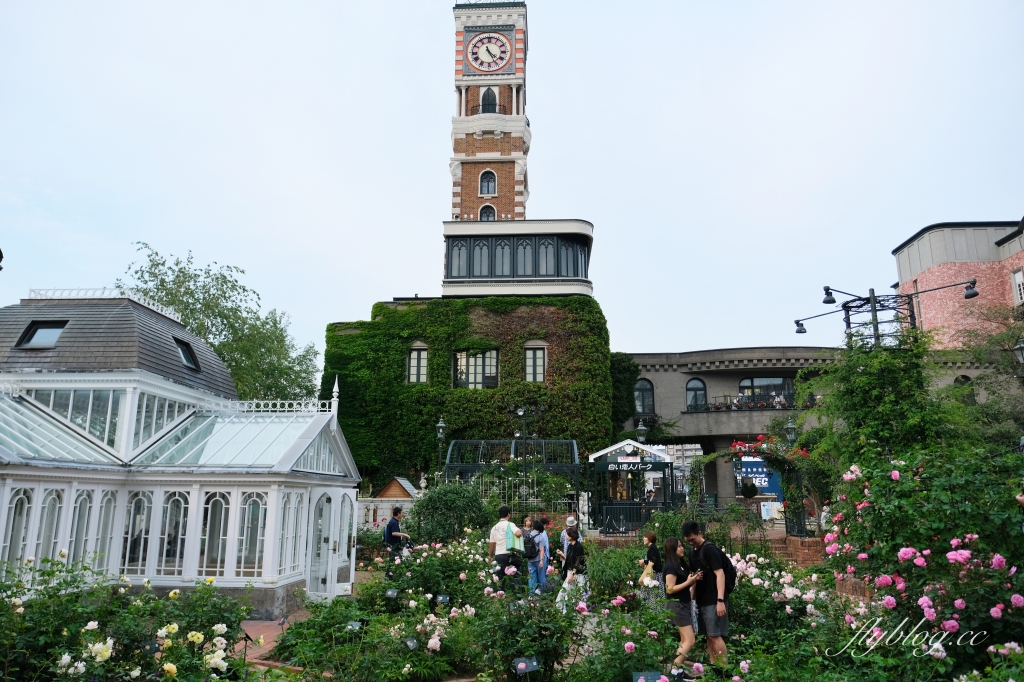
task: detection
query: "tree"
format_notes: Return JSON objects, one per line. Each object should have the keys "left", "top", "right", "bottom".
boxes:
{"left": 117, "top": 243, "right": 319, "bottom": 400}
{"left": 609, "top": 352, "right": 639, "bottom": 437}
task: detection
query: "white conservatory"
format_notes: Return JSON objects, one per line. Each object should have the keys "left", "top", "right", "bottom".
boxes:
{"left": 0, "top": 290, "right": 360, "bottom": 617}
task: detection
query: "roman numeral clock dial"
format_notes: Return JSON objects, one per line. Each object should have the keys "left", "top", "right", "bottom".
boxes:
{"left": 468, "top": 33, "right": 510, "bottom": 72}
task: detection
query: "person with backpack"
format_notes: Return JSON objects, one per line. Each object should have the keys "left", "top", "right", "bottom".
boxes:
{"left": 682, "top": 520, "right": 734, "bottom": 670}
{"left": 526, "top": 519, "right": 548, "bottom": 594}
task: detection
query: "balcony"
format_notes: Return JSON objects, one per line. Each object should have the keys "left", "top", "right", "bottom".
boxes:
{"left": 470, "top": 104, "right": 508, "bottom": 115}
{"left": 687, "top": 393, "right": 816, "bottom": 412}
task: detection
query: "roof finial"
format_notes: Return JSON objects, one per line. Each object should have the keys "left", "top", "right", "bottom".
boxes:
{"left": 330, "top": 375, "right": 340, "bottom": 421}
{"left": 332, "top": 375, "right": 339, "bottom": 400}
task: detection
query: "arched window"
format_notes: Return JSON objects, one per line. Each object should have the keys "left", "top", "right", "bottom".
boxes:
{"left": 472, "top": 239, "right": 490, "bottom": 276}
{"left": 2, "top": 488, "right": 32, "bottom": 568}
{"left": 537, "top": 238, "right": 556, "bottom": 276}
{"left": 237, "top": 492, "right": 268, "bottom": 578}
{"left": 480, "top": 171, "right": 496, "bottom": 195}
{"left": 479, "top": 205, "right": 496, "bottom": 222}
{"left": 634, "top": 379, "right": 655, "bottom": 415}
{"left": 481, "top": 87, "right": 497, "bottom": 114}
{"left": 560, "top": 241, "right": 576, "bottom": 277}
{"left": 200, "top": 492, "right": 230, "bottom": 577}
{"left": 686, "top": 379, "right": 708, "bottom": 412}
{"left": 516, "top": 238, "right": 533, "bottom": 276}
{"left": 578, "top": 246, "right": 588, "bottom": 278}
{"left": 94, "top": 491, "right": 117, "bottom": 571}
{"left": 35, "top": 489, "right": 64, "bottom": 564}
{"left": 69, "top": 490, "right": 93, "bottom": 564}
{"left": 157, "top": 491, "right": 189, "bottom": 576}
{"left": 494, "top": 239, "right": 511, "bottom": 276}
{"left": 450, "top": 240, "right": 468, "bottom": 277}
{"left": 121, "top": 491, "right": 152, "bottom": 576}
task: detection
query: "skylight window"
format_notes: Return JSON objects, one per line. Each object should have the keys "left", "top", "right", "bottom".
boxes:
{"left": 16, "top": 321, "right": 67, "bottom": 349}
{"left": 174, "top": 338, "right": 200, "bottom": 370}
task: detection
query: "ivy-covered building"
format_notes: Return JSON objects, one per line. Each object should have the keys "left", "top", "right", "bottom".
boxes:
{"left": 321, "top": 1, "right": 613, "bottom": 485}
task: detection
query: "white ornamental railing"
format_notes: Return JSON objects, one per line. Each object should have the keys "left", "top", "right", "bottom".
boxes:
{"left": 27, "top": 288, "right": 182, "bottom": 323}
{"left": 197, "top": 398, "right": 333, "bottom": 414}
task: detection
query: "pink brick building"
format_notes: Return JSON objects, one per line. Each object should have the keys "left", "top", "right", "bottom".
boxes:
{"left": 893, "top": 217, "right": 1024, "bottom": 347}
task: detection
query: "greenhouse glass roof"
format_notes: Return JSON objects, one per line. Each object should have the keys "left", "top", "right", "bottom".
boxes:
{"left": 0, "top": 395, "right": 122, "bottom": 465}
{"left": 131, "top": 412, "right": 320, "bottom": 468}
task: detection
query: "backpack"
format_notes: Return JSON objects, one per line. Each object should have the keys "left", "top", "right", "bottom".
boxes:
{"left": 698, "top": 541, "right": 737, "bottom": 596}
{"left": 523, "top": 530, "right": 539, "bottom": 560}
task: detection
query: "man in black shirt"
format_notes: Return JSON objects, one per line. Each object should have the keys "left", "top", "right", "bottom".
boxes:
{"left": 683, "top": 520, "right": 728, "bottom": 668}
{"left": 385, "top": 506, "right": 410, "bottom": 552}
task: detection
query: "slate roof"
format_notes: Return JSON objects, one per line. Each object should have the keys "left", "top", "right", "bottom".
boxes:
{"left": 0, "top": 298, "right": 237, "bottom": 398}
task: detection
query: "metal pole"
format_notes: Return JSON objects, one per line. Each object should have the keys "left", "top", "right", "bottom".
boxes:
{"left": 843, "top": 303, "right": 853, "bottom": 348}
{"left": 869, "top": 288, "right": 881, "bottom": 346}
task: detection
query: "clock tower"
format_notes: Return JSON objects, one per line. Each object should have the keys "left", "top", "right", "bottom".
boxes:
{"left": 451, "top": 2, "right": 529, "bottom": 222}
{"left": 444, "top": 1, "right": 594, "bottom": 298}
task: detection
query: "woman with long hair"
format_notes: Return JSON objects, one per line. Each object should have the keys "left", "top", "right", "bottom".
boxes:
{"left": 637, "top": 530, "right": 664, "bottom": 607}
{"left": 663, "top": 537, "right": 702, "bottom": 680}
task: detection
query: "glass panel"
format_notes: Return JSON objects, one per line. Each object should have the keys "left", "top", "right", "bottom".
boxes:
{"left": 35, "top": 490, "right": 64, "bottom": 563}
{"left": 141, "top": 394, "right": 155, "bottom": 444}
{"left": 157, "top": 492, "right": 189, "bottom": 576}
{"left": 538, "top": 239, "right": 555, "bottom": 276}
{"left": 450, "top": 240, "right": 468, "bottom": 277}
{"left": 121, "top": 491, "right": 152, "bottom": 576}
{"left": 494, "top": 239, "right": 511, "bottom": 276}
{"left": 407, "top": 349, "right": 428, "bottom": 383}
{"left": 70, "top": 391, "right": 90, "bottom": 430}
{"left": 738, "top": 378, "right": 794, "bottom": 396}
{"left": 686, "top": 380, "right": 707, "bottom": 411}
{"left": 480, "top": 171, "right": 496, "bottom": 195}
{"left": 290, "top": 493, "right": 305, "bottom": 573}
{"left": 634, "top": 380, "right": 654, "bottom": 414}
{"left": 107, "top": 390, "right": 125, "bottom": 448}
{"left": 236, "top": 492, "right": 267, "bottom": 578}
{"left": 0, "top": 396, "right": 120, "bottom": 464}
{"left": 133, "top": 393, "right": 146, "bottom": 449}
{"left": 22, "top": 325, "right": 65, "bottom": 347}
{"left": 483, "top": 350, "right": 498, "bottom": 389}
{"left": 579, "top": 247, "right": 588, "bottom": 278}
{"left": 200, "top": 492, "right": 230, "bottom": 577}
{"left": 2, "top": 489, "right": 32, "bottom": 569}
{"left": 32, "top": 389, "right": 53, "bottom": 409}
{"left": 516, "top": 238, "right": 533, "bottom": 276}
{"left": 154, "top": 398, "right": 166, "bottom": 433}
{"left": 479, "top": 206, "right": 496, "bottom": 221}
{"left": 88, "top": 391, "right": 110, "bottom": 441}
{"left": 53, "top": 390, "right": 72, "bottom": 420}
{"left": 278, "top": 492, "right": 292, "bottom": 575}
{"left": 70, "top": 490, "right": 93, "bottom": 564}
{"left": 472, "top": 239, "right": 490, "bottom": 276}
{"left": 560, "top": 241, "right": 576, "bottom": 277}
{"left": 526, "top": 348, "right": 545, "bottom": 383}
{"left": 308, "top": 494, "right": 331, "bottom": 593}
{"left": 94, "top": 491, "right": 117, "bottom": 571}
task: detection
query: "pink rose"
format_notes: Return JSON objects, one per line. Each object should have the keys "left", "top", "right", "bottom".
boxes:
{"left": 624, "top": 642, "right": 635, "bottom": 653}
{"left": 992, "top": 554, "right": 1007, "bottom": 570}
{"left": 1011, "top": 594, "right": 1024, "bottom": 608}
{"left": 740, "top": 660, "right": 750, "bottom": 674}
{"left": 954, "top": 599, "right": 966, "bottom": 609}
{"left": 874, "top": 575, "right": 893, "bottom": 587}
{"left": 891, "top": 470, "right": 900, "bottom": 481}
{"left": 459, "top": 573, "right": 466, "bottom": 581}
{"left": 918, "top": 596, "right": 933, "bottom": 608}
{"left": 621, "top": 627, "right": 632, "bottom": 634}
{"left": 659, "top": 677, "right": 670, "bottom": 682}
{"left": 857, "top": 553, "right": 868, "bottom": 560}
{"left": 692, "top": 663, "right": 704, "bottom": 675}
{"left": 897, "top": 547, "right": 917, "bottom": 562}
{"left": 941, "top": 620, "right": 959, "bottom": 633}
{"left": 883, "top": 596, "right": 896, "bottom": 609}
{"left": 923, "top": 608, "right": 936, "bottom": 621}
{"left": 647, "top": 630, "right": 658, "bottom": 639}
{"left": 990, "top": 606, "right": 1002, "bottom": 619}
{"left": 950, "top": 538, "right": 961, "bottom": 548}
{"left": 601, "top": 609, "right": 609, "bottom": 615}
{"left": 914, "top": 557, "right": 926, "bottom": 567}
{"left": 922, "top": 550, "right": 931, "bottom": 556}
{"left": 846, "top": 565, "right": 855, "bottom": 574}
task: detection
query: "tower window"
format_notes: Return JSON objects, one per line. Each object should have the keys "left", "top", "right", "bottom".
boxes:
{"left": 472, "top": 239, "right": 490, "bottom": 276}
{"left": 481, "top": 87, "right": 497, "bottom": 114}
{"left": 480, "top": 171, "right": 496, "bottom": 195}
{"left": 408, "top": 348, "right": 428, "bottom": 383}
{"left": 453, "top": 350, "right": 498, "bottom": 389}
{"left": 525, "top": 347, "right": 546, "bottom": 383}
{"left": 634, "top": 379, "right": 655, "bottom": 415}
{"left": 686, "top": 379, "right": 707, "bottom": 412}
{"left": 450, "top": 240, "right": 468, "bottom": 277}
{"left": 174, "top": 338, "right": 201, "bottom": 370}
{"left": 479, "top": 205, "right": 496, "bottom": 222}
{"left": 16, "top": 321, "right": 67, "bottom": 349}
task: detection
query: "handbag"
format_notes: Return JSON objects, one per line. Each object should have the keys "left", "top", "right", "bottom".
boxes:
{"left": 505, "top": 522, "right": 524, "bottom": 553}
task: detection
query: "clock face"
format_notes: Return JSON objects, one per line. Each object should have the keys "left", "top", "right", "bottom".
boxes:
{"left": 467, "top": 33, "right": 511, "bottom": 72}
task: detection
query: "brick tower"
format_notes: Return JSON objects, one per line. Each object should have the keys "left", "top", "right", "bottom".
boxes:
{"left": 451, "top": 2, "right": 529, "bottom": 222}
{"left": 443, "top": 1, "right": 594, "bottom": 298}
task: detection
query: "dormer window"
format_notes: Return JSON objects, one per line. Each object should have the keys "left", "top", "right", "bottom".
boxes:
{"left": 174, "top": 338, "right": 200, "bottom": 370}
{"left": 16, "top": 321, "right": 67, "bottom": 349}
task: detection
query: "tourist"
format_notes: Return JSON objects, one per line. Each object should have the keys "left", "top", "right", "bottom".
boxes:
{"left": 488, "top": 506, "right": 523, "bottom": 583}
{"left": 637, "top": 530, "right": 663, "bottom": 607}
{"left": 540, "top": 516, "right": 552, "bottom": 579}
{"left": 555, "top": 526, "right": 586, "bottom": 611}
{"left": 558, "top": 516, "right": 578, "bottom": 557}
{"left": 682, "top": 520, "right": 729, "bottom": 668}
{"left": 527, "top": 519, "right": 549, "bottom": 594}
{"left": 663, "top": 537, "right": 703, "bottom": 680}
{"left": 384, "top": 506, "right": 410, "bottom": 554}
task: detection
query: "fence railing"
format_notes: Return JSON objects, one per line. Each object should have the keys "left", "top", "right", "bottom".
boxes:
{"left": 28, "top": 288, "right": 182, "bottom": 323}
{"left": 445, "top": 439, "right": 578, "bottom": 466}
{"left": 686, "top": 393, "right": 817, "bottom": 412}
{"left": 197, "top": 398, "right": 333, "bottom": 413}
{"left": 469, "top": 104, "right": 508, "bottom": 115}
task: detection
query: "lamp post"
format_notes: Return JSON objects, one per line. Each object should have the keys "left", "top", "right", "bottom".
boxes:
{"left": 783, "top": 416, "right": 807, "bottom": 538}
{"left": 635, "top": 419, "right": 648, "bottom": 444}
{"left": 795, "top": 280, "right": 979, "bottom": 344}
{"left": 436, "top": 417, "right": 447, "bottom": 471}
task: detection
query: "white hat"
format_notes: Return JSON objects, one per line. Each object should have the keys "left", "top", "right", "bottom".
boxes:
{"left": 565, "top": 516, "right": 577, "bottom": 527}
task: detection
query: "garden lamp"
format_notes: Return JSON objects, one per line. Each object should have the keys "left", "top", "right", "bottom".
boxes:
{"left": 822, "top": 286, "right": 836, "bottom": 305}
{"left": 963, "top": 279, "right": 979, "bottom": 299}
{"left": 1013, "top": 338, "right": 1024, "bottom": 365}
{"left": 436, "top": 417, "right": 446, "bottom": 441}
{"left": 785, "top": 417, "right": 797, "bottom": 446}
{"left": 635, "top": 419, "right": 648, "bottom": 443}
{"left": 795, "top": 320, "right": 807, "bottom": 334}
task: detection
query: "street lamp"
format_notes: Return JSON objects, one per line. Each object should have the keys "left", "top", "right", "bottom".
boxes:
{"left": 635, "top": 419, "right": 648, "bottom": 444}
{"left": 435, "top": 417, "right": 446, "bottom": 470}
{"left": 1013, "top": 339, "right": 1024, "bottom": 366}
{"left": 785, "top": 417, "right": 797, "bottom": 447}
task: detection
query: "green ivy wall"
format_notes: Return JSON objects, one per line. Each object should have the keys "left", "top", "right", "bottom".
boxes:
{"left": 320, "top": 296, "right": 614, "bottom": 486}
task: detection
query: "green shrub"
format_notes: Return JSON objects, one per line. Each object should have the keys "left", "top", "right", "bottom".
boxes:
{"left": 409, "top": 483, "right": 491, "bottom": 544}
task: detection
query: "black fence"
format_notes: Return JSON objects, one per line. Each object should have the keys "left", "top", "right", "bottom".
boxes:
{"left": 686, "top": 393, "right": 817, "bottom": 412}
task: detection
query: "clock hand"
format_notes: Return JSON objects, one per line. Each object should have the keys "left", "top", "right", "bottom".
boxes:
{"left": 485, "top": 46, "right": 498, "bottom": 60}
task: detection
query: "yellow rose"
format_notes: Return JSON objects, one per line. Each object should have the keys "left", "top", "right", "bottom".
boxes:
{"left": 162, "top": 662, "right": 177, "bottom": 677}
{"left": 168, "top": 589, "right": 180, "bottom": 600}
{"left": 205, "top": 577, "right": 216, "bottom": 585}
{"left": 186, "top": 631, "right": 204, "bottom": 644}
{"left": 166, "top": 623, "right": 179, "bottom": 634}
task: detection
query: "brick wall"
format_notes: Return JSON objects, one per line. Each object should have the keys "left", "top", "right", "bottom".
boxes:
{"left": 457, "top": 161, "right": 517, "bottom": 219}
{"left": 785, "top": 535, "right": 824, "bottom": 568}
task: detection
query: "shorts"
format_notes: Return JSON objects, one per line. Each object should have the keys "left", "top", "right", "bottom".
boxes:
{"left": 666, "top": 600, "right": 693, "bottom": 628}
{"left": 700, "top": 602, "right": 729, "bottom": 638}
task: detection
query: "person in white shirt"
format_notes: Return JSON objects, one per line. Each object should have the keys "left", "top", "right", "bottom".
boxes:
{"left": 488, "top": 505, "right": 523, "bottom": 582}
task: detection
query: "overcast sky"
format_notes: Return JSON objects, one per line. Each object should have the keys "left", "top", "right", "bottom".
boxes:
{"left": 1, "top": 1, "right": 1022, "bottom": 357}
